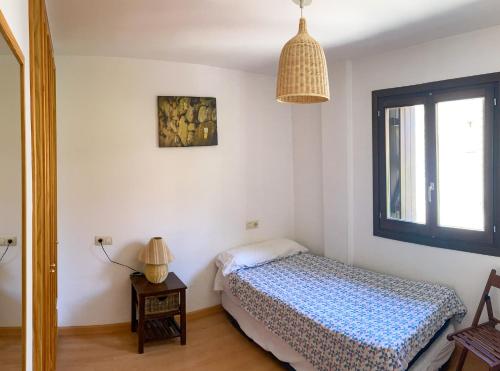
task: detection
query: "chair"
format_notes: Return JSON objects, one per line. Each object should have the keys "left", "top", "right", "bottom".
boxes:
{"left": 447, "top": 269, "right": 500, "bottom": 371}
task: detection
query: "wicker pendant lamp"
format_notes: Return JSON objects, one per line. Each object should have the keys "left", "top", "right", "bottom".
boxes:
{"left": 276, "top": 0, "right": 329, "bottom": 104}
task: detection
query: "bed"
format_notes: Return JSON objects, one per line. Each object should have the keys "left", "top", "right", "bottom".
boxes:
{"left": 214, "top": 240, "right": 467, "bottom": 371}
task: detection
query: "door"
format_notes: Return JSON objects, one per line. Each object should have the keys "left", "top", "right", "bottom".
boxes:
{"left": 30, "top": 0, "right": 58, "bottom": 369}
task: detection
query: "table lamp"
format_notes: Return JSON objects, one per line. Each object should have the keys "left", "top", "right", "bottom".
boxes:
{"left": 139, "top": 237, "right": 174, "bottom": 283}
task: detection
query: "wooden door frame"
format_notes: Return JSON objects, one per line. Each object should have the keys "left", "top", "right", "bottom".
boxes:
{"left": 0, "top": 8, "right": 27, "bottom": 371}
{"left": 29, "top": 0, "right": 57, "bottom": 369}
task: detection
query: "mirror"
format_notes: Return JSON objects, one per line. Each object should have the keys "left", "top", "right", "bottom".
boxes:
{"left": 0, "top": 23, "right": 24, "bottom": 370}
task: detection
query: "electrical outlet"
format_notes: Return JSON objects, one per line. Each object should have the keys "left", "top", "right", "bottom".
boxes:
{"left": 246, "top": 220, "right": 259, "bottom": 230}
{"left": 94, "top": 236, "right": 112, "bottom": 246}
{"left": 0, "top": 237, "right": 17, "bottom": 247}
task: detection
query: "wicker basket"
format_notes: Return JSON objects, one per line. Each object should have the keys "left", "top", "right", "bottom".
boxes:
{"left": 145, "top": 293, "right": 180, "bottom": 315}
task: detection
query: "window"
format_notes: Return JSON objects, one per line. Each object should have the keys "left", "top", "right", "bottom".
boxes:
{"left": 372, "top": 73, "right": 499, "bottom": 256}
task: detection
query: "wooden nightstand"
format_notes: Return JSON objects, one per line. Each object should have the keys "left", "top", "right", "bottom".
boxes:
{"left": 130, "top": 272, "right": 187, "bottom": 353}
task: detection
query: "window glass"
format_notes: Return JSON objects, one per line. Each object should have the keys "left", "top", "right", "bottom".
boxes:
{"left": 385, "top": 105, "right": 426, "bottom": 224}
{"left": 436, "top": 97, "right": 485, "bottom": 231}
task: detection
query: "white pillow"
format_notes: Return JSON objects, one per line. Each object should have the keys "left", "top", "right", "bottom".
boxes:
{"left": 215, "top": 238, "right": 308, "bottom": 276}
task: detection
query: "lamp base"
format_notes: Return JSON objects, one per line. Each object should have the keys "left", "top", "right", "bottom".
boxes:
{"left": 144, "top": 264, "right": 168, "bottom": 283}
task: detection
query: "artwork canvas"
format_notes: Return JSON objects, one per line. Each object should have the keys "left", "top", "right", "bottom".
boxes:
{"left": 158, "top": 96, "right": 218, "bottom": 147}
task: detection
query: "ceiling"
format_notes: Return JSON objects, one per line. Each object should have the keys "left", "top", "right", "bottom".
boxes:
{"left": 46, "top": 0, "right": 500, "bottom": 75}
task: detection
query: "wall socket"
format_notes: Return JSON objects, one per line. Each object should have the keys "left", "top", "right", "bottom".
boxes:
{"left": 94, "top": 236, "right": 113, "bottom": 246}
{"left": 0, "top": 237, "right": 17, "bottom": 247}
{"left": 246, "top": 220, "right": 259, "bottom": 230}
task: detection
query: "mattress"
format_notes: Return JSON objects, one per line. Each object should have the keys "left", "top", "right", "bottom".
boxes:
{"left": 222, "top": 288, "right": 456, "bottom": 371}
{"left": 222, "top": 253, "right": 466, "bottom": 371}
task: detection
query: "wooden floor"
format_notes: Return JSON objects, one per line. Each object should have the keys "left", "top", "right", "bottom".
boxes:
{"left": 0, "top": 335, "right": 22, "bottom": 371}
{"left": 446, "top": 347, "right": 488, "bottom": 371}
{"left": 57, "top": 312, "right": 283, "bottom": 371}
{"left": 57, "top": 311, "right": 486, "bottom": 371}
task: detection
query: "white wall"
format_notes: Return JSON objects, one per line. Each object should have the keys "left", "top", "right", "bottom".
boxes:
{"left": 292, "top": 105, "right": 323, "bottom": 255}
{"left": 0, "top": 55, "right": 22, "bottom": 327}
{"left": 0, "top": 1, "right": 32, "bottom": 369}
{"left": 292, "top": 61, "right": 353, "bottom": 260}
{"left": 56, "top": 56, "right": 295, "bottom": 326}
{"left": 321, "top": 61, "right": 352, "bottom": 263}
{"left": 320, "top": 25, "right": 500, "bottom": 326}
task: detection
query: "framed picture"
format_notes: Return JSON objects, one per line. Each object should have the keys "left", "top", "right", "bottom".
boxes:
{"left": 158, "top": 96, "right": 218, "bottom": 147}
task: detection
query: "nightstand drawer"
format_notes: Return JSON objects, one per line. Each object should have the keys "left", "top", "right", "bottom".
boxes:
{"left": 145, "top": 292, "right": 180, "bottom": 315}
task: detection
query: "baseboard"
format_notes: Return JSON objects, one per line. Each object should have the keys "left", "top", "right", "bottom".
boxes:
{"left": 58, "top": 304, "right": 223, "bottom": 336}
{"left": 187, "top": 304, "right": 223, "bottom": 321}
{"left": 0, "top": 326, "right": 22, "bottom": 336}
{"left": 58, "top": 322, "right": 130, "bottom": 336}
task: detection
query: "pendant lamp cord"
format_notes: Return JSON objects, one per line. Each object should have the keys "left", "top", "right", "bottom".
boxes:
{"left": 300, "top": 0, "right": 304, "bottom": 17}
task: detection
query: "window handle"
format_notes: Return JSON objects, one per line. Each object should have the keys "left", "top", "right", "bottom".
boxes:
{"left": 428, "top": 182, "right": 435, "bottom": 203}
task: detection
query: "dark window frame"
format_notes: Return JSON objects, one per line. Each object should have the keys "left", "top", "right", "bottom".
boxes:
{"left": 372, "top": 72, "right": 500, "bottom": 257}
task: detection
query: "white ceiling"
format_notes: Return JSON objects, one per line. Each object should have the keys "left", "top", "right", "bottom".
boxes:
{"left": 46, "top": 0, "right": 500, "bottom": 75}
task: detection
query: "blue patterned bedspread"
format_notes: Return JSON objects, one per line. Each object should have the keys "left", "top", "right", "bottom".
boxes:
{"left": 227, "top": 253, "right": 466, "bottom": 371}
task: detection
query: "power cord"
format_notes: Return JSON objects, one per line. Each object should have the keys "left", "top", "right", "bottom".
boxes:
{"left": 98, "top": 238, "right": 139, "bottom": 273}
{"left": 0, "top": 239, "right": 13, "bottom": 264}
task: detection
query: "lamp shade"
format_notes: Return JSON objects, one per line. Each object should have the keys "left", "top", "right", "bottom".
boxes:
{"left": 276, "top": 17, "right": 330, "bottom": 104}
{"left": 139, "top": 237, "right": 174, "bottom": 265}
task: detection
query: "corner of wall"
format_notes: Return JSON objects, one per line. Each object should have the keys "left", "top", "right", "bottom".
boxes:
{"left": 320, "top": 59, "right": 353, "bottom": 263}
{"left": 345, "top": 60, "right": 354, "bottom": 265}
{"left": 291, "top": 104, "right": 324, "bottom": 255}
